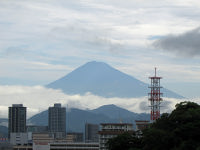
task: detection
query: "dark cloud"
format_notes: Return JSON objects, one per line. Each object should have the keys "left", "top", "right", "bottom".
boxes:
{"left": 153, "top": 27, "right": 200, "bottom": 57}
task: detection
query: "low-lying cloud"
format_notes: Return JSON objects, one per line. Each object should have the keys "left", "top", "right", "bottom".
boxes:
{"left": 0, "top": 85, "right": 199, "bottom": 119}
{"left": 153, "top": 27, "right": 200, "bottom": 57}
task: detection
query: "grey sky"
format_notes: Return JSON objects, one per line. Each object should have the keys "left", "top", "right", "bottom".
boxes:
{"left": 0, "top": 0, "right": 200, "bottom": 98}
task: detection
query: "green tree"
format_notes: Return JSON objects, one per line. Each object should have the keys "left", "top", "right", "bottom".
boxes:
{"left": 107, "top": 101, "right": 200, "bottom": 150}
{"left": 106, "top": 132, "right": 143, "bottom": 150}
{"left": 143, "top": 101, "right": 200, "bottom": 150}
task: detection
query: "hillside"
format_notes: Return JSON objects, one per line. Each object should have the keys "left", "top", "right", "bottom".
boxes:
{"left": 28, "top": 104, "right": 149, "bottom": 132}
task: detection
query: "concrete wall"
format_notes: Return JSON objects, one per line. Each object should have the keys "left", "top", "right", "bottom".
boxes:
{"left": 10, "top": 132, "right": 28, "bottom": 145}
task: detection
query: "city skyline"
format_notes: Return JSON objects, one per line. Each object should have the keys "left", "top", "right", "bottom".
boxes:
{"left": 0, "top": 62, "right": 195, "bottom": 119}
{"left": 0, "top": 0, "right": 200, "bottom": 118}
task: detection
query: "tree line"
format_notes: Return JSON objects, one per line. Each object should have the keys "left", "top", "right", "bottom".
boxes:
{"left": 107, "top": 101, "right": 200, "bottom": 150}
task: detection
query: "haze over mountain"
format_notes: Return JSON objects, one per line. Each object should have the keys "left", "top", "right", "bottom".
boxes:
{"left": 28, "top": 104, "right": 149, "bottom": 132}
{"left": 0, "top": 104, "right": 149, "bottom": 135}
{"left": 47, "top": 61, "right": 183, "bottom": 98}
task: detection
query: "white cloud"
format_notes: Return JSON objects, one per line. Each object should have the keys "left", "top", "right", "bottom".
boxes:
{"left": 0, "top": 58, "right": 72, "bottom": 84}
{"left": 1, "top": 0, "right": 199, "bottom": 56}
{"left": 0, "top": 0, "right": 200, "bottom": 98}
{"left": 0, "top": 85, "right": 199, "bottom": 119}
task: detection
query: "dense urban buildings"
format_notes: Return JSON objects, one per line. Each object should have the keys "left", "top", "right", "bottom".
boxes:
{"left": 8, "top": 104, "right": 27, "bottom": 137}
{"left": 32, "top": 132, "right": 99, "bottom": 150}
{"left": 2, "top": 68, "right": 167, "bottom": 150}
{"left": 7, "top": 103, "right": 138, "bottom": 150}
{"left": 48, "top": 103, "right": 66, "bottom": 138}
{"left": 85, "top": 123, "right": 99, "bottom": 143}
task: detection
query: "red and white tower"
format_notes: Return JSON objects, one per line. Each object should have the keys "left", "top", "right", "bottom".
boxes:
{"left": 148, "top": 68, "right": 163, "bottom": 122}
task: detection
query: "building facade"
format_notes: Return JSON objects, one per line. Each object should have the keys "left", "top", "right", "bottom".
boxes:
{"left": 85, "top": 123, "right": 99, "bottom": 143}
{"left": 135, "top": 120, "right": 149, "bottom": 131}
{"left": 10, "top": 132, "right": 28, "bottom": 145}
{"left": 66, "top": 132, "right": 83, "bottom": 143}
{"left": 8, "top": 104, "right": 26, "bottom": 138}
{"left": 49, "top": 142, "right": 99, "bottom": 150}
{"left": 99, "top": 123, "right": 134, "bottom": 150}
{"left": 14, "top": 142, "right": 99, "bottom": 150}
{"left": 48, "top": 103, "right": 66, "bottom": 138}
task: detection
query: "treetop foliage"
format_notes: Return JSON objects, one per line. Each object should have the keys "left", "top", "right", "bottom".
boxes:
{"left": 107, "top": 101, "right": 200, "bottom": 150}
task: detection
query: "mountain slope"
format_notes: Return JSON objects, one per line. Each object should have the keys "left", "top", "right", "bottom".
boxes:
{"left": 28, "top": 108, "right": 115, "bottom": 132}
{"left": 28, "top": 105, "right": 149, "bottom": 132}
{"left": 1, "top": 105, "right": 149, "bottom": 134}
{"left": 90, "top": 104, "right": 148, "bottom": 120}
{"left": 47, "top": 61, "right": 183, "bottom": 98}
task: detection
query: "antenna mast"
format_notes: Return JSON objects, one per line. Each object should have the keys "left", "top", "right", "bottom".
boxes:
{"left": 148, "top": 68, "right": 163, "bottom": 122}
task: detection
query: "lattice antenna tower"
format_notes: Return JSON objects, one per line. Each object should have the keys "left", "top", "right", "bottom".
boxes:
{"left": 148, "top": 68, "right": 163, "bottom": 122}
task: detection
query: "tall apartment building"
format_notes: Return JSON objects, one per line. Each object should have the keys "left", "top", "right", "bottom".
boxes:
{"left": 48, "top": 103, "right": 66, "bottom": 138}
{"left": 8, "top": 104, "right": 26, "bottom": 138}
{"left": 85, "top": 123, "right": 99, "bottom": 143}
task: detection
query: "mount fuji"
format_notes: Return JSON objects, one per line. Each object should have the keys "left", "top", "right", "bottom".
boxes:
{"left": 47, "top": 61, "right": 183, "bottom": 98}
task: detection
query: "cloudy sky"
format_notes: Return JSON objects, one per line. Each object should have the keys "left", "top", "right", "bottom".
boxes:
{"left": 0, "top": 0, "right": 200, "bottom": 118}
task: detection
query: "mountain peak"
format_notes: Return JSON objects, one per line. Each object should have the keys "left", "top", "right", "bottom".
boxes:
{"left": 47, "top": 61, "right": 183, "bottom": 98}
{"left": 85, "top": 61, "right": 108, "bottom": 66}
{"left": 75, "top": 61, "right": 116, "bottom": 74}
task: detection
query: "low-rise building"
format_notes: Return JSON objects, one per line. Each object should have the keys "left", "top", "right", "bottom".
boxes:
{"left": 10, "top": 132, "right": 28, "bottom": 146}
{"left": 32, "top": 133, "right": 54, "bottom": 150}
{"left": 66, "top": 132, "right": 83, "bottom": 143}
{"left": 50, "top": 142, "right": 99, "bottom": 150}
{"left": 14, "top": 142, "right": 99, "bottom": 150}
{"left": 135, "top": 120, "right": 150, "bottom": 131}
{"left": 98, "top": 123, "right": 134, "bottom": 150}
{"left": 13, "top": 145, "right": 32, "bottom": 150}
